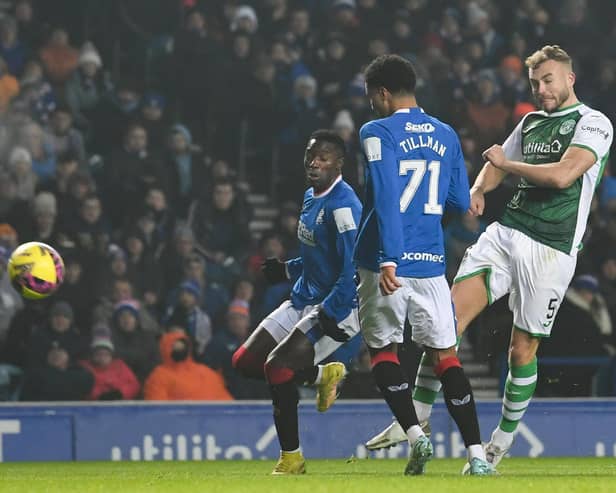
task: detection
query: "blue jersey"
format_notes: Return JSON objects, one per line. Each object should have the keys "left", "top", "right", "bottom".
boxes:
{"left": 285, "top": 177, "right": 362, "bottom": 323}
{"left": 354, "top": 107, "right": 470, "bottom": 278}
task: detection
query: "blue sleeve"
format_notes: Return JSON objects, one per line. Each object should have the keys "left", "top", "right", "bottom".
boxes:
{"left": 360, "top": 123, "right": 404, "bottom": 266}
{"left": 321, "top": 199, "right": 362, "bottom": 322}
{"left": 285, "top": 257, "right": 303, "bottom": 282}
{"left": 445, "top": 137, "right": 470, "bottom": 212}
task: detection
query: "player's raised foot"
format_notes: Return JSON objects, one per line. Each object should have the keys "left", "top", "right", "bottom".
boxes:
{"left": 462, "top": 457, "right": 496, "bottom": 476}
{"left": 485, "top": 440, "right": 509, "bottom": 468}
{"left": 404, "top": 435, "right": 433, "bottom": 476}
{"left": 271, "top": 450, "right": 306, "bottom": 475}
{"left": 316, "top": 362, "right": 346, "bottom": 412}
{"left": 484, "top": 430, "right": 512, "bottom": 468}
{"left": 365, "top": 419, "right": 431, "bottom": 450}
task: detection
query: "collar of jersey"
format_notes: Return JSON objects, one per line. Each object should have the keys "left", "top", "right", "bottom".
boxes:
{"left": 394, "top": 107, "right": 424, "bottom": 114}
{"left": 542, "top": 102, "right": 583, "bottom": 117}
{"left": 313, "top": 174, "right": 342, "bottom": 198}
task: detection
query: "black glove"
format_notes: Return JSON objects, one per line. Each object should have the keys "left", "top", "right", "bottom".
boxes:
{"left": 261, "top": 257, "right": 288, "bottom": 284}
{"left": 317, "top": 308, "right": 350, "bottom": 342}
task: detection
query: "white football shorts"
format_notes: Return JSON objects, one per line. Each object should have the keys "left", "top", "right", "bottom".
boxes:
{"left": 357, "top": 268, "right": 457, "bottom": 350}
{"left": 454, "top": 222, "right": 577, "bottom": 336}
{"left": 260, "top": 300, "right": 360, "bottom": 364}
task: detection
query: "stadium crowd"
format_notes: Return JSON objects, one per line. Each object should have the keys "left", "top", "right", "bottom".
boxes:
{"left": 0, "top": 0, "right": 615, "bottom": 401}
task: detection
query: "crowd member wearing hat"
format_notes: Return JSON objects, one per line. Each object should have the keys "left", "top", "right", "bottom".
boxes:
{"left": 164, "top": 279, "right": 212, "bottom": 357}
{"left": 27, "top": 300, "right": 86, "bottom": 369}
{"left": 139, "top": 92, "right": 167, "bottom": 153}
{"left": 144, "top": 331, "right": 232, "bottom": 401}
{"left": 164, "top": 124, "right": 206, "bottom": 217}
{"left": 64, "top": 41, "right": 104, "bottom": 131}
{"left": 79, "top": 334, "right": 140, "bottom": 400}
{"left": 203, "top": 299, "right": 269, "bottom": 399}
{"left": 92, "top": 278, "right": 161, "bottom": 335}
{"left": 164, "top": 254, "right": 229, "bottom": 325}
{"left": 111, "top": 300, "right": 159, "bottom": 383}
{"left": 538, "top": 275, "right": 614, "bottom": 397}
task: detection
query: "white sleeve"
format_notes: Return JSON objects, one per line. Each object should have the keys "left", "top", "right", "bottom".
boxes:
{"left": 570, "top": 111, "right": 613, "bottom": 162}
{"left": 501, "top": 117, "right": 525, "bottom": 161}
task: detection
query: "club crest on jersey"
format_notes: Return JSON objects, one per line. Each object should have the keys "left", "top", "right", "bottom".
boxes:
{"left": 297, "top": 220, "right": 316, "bottom": 246}
{"left": 559, "top": 119, "right": 576, "bottom": 135}
{"left": 316, "top": 208, "right": 325, "bottom": 225}
{"left": 404, "top": 122, "right": 435, "bottom": 133}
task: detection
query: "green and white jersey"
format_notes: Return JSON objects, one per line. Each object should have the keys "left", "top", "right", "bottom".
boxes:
{"left": 500, "top": 103, "right": 613, "bottom": 255}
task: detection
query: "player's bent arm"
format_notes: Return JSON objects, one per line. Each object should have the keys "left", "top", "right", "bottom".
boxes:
{"left": 498, "top": 145, "right": 597, "bottom": 189}
{"left": 471, "top": 161, "right": 508, "bottom": 194}
{"left": 446, "top": 139, "right": 471, "bottom": 212}
{"left": 321, "top": 205, "right": 361, "bottom": 321}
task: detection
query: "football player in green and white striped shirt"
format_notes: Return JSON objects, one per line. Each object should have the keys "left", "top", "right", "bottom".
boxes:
{"left": 365, "top": 45, "right": 613, "bottom": 472}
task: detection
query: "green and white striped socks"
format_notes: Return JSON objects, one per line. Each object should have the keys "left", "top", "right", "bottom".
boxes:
{"left": 412, "top": 352, "right": 441, "bottom": 422}
{"left": 492, "top": 358, "right": 538, "bottom": 447}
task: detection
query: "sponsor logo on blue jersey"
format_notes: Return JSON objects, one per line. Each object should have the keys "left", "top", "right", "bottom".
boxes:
{"left": 405, "top": 122, "right": 435, "bottom": 133}
{"left": 297, "top": 220, "right": 316, "bottom": 246}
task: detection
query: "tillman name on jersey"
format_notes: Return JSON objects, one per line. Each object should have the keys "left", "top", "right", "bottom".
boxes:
{"left": 399, "top": 135, "right": 447, "bottom": 157}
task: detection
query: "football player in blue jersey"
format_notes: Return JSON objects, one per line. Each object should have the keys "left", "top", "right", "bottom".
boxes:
{"left": 232, "top": 129, "right": 362, "bottom": 475}
{"left": 354, "top": 54, "right": 493, "bottom": 476}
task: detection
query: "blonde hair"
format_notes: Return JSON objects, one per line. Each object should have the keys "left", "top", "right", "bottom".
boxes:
{"left": 525, "top": 45, "right": 572, "bottom": 70}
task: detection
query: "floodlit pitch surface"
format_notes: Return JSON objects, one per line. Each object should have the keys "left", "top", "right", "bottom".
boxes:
{"left": 1, "top": 458, "right": 615, "bottom": 492}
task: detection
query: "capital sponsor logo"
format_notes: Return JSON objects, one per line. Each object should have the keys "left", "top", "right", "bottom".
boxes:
{"left": 580, "top": 125, "right": 610, "bottom": 140}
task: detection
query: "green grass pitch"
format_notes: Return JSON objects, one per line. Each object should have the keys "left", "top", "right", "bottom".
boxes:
{"left": 1, "top": 458, "right": 615, "bottom": 493}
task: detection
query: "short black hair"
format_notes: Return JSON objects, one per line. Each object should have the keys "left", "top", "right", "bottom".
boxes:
{"left": 364, "top": 54, "right": 417, "bottom": 95}
{"left": 308, "top": 129, "right": 346, "bottom": 160}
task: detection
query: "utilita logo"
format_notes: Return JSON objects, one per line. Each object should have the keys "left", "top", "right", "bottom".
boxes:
{"left": 110, "top": 426, "right": 279, "bottom": 461}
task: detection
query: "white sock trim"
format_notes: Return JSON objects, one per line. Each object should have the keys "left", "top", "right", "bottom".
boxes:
{"left": 492, "top": 427, "right": 515, "bottom": 449}
{"left": 282, "top": 447, "right": 301, "bottom": 454}
{"left": 406, "top": 424, "right": 424, "bottom": 444}
{"left": 413, "top": 399, "right": 432, "bottom": 423}
{"left": 313, "top": 365, "right": 324, "bottom": 385}
{"left": 467, "top": 444, "right": 486, "bottom": 461}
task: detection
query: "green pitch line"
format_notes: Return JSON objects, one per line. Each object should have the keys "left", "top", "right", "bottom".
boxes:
{"left": 1, "top": 458, "right": 615, "bottom": 493}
